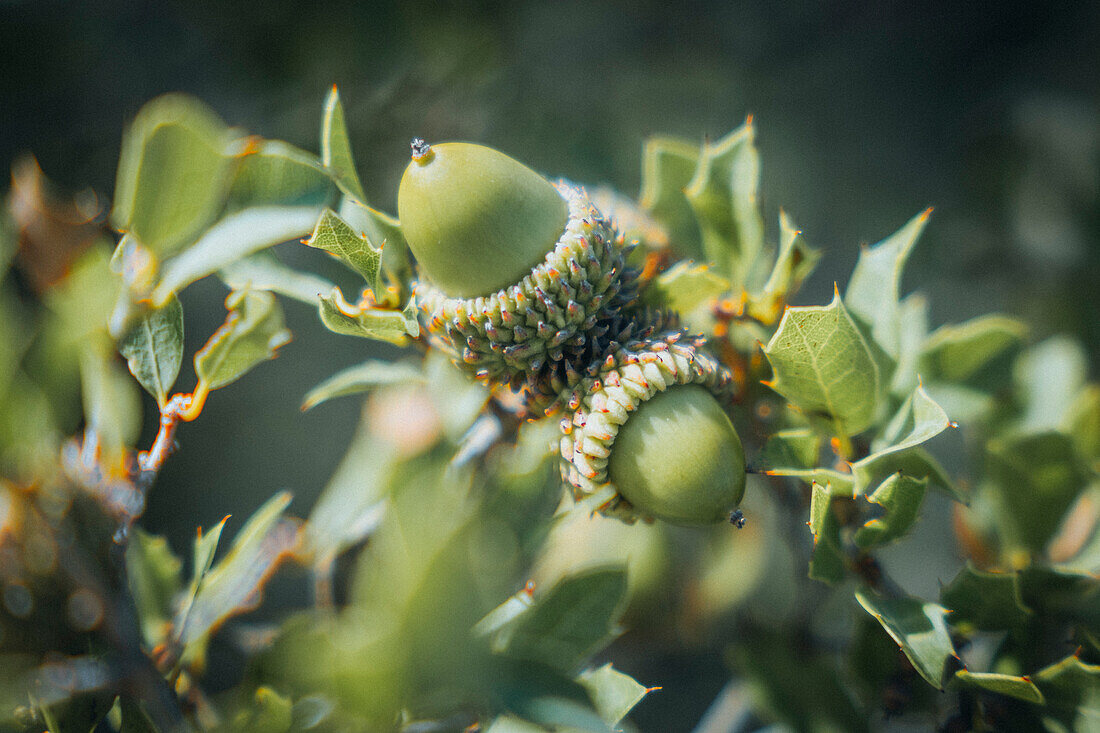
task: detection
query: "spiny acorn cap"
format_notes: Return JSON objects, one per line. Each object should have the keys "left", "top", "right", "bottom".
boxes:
{"left": 559, "top": 331, "right": 744, "bottom": 524}
{"left": 416, "top": 180, "right": 641, "bottom": 388}
{"left": 398, "top": 140, "right": 570, "bottom": 298}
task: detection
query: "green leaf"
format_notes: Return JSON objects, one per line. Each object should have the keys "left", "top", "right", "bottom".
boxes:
{"left": 852, "top": 446, "right": 960, "bottom": 502}
{"left": 226, "top": 138, "right": 334, "bottom": 213}
{"left": 844, "top": 209, "right": 930, "bottom": 359}
{"left": 763, "top": 289, "right": 884, "bottom": 436}
{"left": 317, "top": 287, "right": 419, "bottom": 345}
{"left": 1032, "top": 655, "right": 1100, "bottom": 721}
{"left": 118, "top": 696, "right": 160, "bottom": 733}
{"left": 176, "top": 493, "right": 298, "bottom": 658}
{"left": 1017, "top": 566, "right": 1100, "bottom": 637}
{"left": 763, "top": 467, "right": 855, "bottom": 494}
{"left": 855, "top": 589, "right": 956, "bottom": 689}
{"left": 510, "top": 696, "right": 615, "bottom": 733}
{"left": 219, "top": 251, "right": 336, "bottom": 306}
{"left": 575, "top": 664, "right": 651, "bottom": 728}
{"left": 111, "top": 93, "right": 238, "bottom": 255}
{"left": 320, "top": 86, "right": 366, "bottom": 202}
{"left": 684, "top": 121, "right": 763, "bottom": 284}
{"left": 986, "top": 431, "right": 1088, "bottom": 554}
{"left": 760, "top": 427, "right": 821, "bottom": 470}
{"left": 954, "top": 671, "right": 1044, "bottom": 704}
{"left": 125, "top": 528, "right": 184, "bottom": 649}
{"left": 854, "top": 473, "right": 927, "bottom": 548}
{"left": 809, "top": 481, "right": 846, "bottom": 583}
{"left": 1066, "top": 385, "right": 1100, "bottom": 467}
{"left": 302, "top": 359, "right": 424, "bottom": 410}
{"left": 232, "top": 687, "right": 293, "bottom": 733}
{"left": 194, "top": 289, "right": 292, "bottom": 391}
{"left": 79, "top": 337, "right": 141, "bottom": 464}
{"left": 874, "top": 383, "right": 951, "bottom": 453}
{"left": 940, "top": 564, "right": 1032, "bottom": 632}
{"left": 1015, "top": 336, "right": 1089, "bottom": 433}
{"left": 303, "top": 208, "right": 382, "bottom": 292}
{"left": 174, "top": 515, "right": 228, "bottom": 648}
{"left": 750, "top": 211, "right": 822, "bottom": 322}
{"left": 642, "top": 260, "right": 730, "bottom": 315}
{"left": 151, "top": 205, "right": 321, "bottom": 305}
{"left": 638, "top": 135, "right": 703, "bottom": 258}
{"left": 499, "top": 568, "right": 628, "bottom": 673}
{"left": 117, "top": 295, "right": 184, "bottom": 407}
{"left": 337, "top": 197, "right": 410, "bottom": 283}
{"left": 890, "top": 294, "right": 929, "bottom": 397}
{"left": 484, "top": 716, "right": 553, "bottom": 733}
{"left": 920, "top": 314, "right": 1028, "bottom": 383}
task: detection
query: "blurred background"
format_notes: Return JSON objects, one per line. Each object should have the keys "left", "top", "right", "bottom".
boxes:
{"left": 2, "top": 0, "right": 1098, "bottom": 726}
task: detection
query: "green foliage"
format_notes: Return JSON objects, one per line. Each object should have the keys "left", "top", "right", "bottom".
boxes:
{"left": 194, "top": 289, "right": 292, "bottom": 391}
{"left": 303, "top": 208, "right": 383, "bottom": 293}
{"left": 117, "top": 296, "right": 184, "bottom": 407}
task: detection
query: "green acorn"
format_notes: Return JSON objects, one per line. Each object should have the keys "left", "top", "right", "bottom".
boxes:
{"left": 398, "top": 140, "right": 641, "bottom": 387}
{"left": 559, "top": 331, "right": 746, "bottom": 525}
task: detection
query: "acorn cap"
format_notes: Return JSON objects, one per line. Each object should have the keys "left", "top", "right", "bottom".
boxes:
{"left": 559, "top": 330, "right": 744, "bottom": 524}
{"left": 398, "top": 141, "right": 570, "bottom": 298}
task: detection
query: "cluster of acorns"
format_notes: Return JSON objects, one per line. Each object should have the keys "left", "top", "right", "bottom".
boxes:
{"left": 398, "top": 140, "right": 746, "bottom": 525}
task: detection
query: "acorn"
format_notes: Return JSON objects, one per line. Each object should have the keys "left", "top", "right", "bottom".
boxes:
{"left": 398, "top": 140, "right": 641, "bottom": 387}
{"left": 559, "top": 331, "right": 746, "bottom": 525}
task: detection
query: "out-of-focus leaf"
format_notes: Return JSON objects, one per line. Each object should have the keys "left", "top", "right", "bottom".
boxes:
{"left": 475, "top": 583, "right": 538, "bottom": 645}
{"left": 684, "top": 121, "right": 763, "bottom": 284}
{"left": 920, "top": 315, "right": 1027, "bottom": 383}
{"left": 809, "top": 481, "right": 846, "bottom": 583}
{"left": 111, "top": 93, "right": 237, "bottom": 255}
{"left": 510, "top": 695, "right": 615, "bottom": 733}
{"left": 760, "top": 428, "right": 821, "bottom": 470}
{"left": 638, "top": 135, "right": 702, "bottom": 258}
{"left": 763, "top": 289, "right": 884, "bottom": 436}
{"left": 174, "top": 515, "right": 227, "bottom": 653}
{"left": 498, "top": 568, "right": 628, "bottom": 673}
{"left": 890, "top": 294, "right": 929, "bottom": 398}
{"left": 125, "top": 528, "right": 184, "bottom": 648}
{"left": 231, "top": 687, "right": 293, "bottom": 733}
{"left": 117, "top": 295, "right": 183, "bottom": 407}
{"left": 317, "top": 287, "right": 419, "bottom": 345}
{"left": 45, "top": 244, "right": 120, "bottom": 345}
{"left": 1015, "top": 336, "right": 1088, "bottom": 433}
{"left": 176, "top": 493, "right": 299, "bottom": 664}
{"left": 225, "top": 139, "right": 334, "bottom": 213}
{"left": 1032, "top": 655, "right": 1100, "bottom": 724}
{"left": 576, "top": 664, "right": 651, "bottom": 728}
{"left": 0, "top": 287, "right": 32, "bottom": 406}
{"left": 954, "top": 671, "right": 1044, "bottom": 704}
{"left": 194, "top": 289, "right": 292, "bottom": 391}
{"left": 118, "top": 696, "right": 159, "bottom": 733}
{"left": 855, "top": 589, "right": 956, "bottom": 689}
{"left": 854, "top": 473, "right": 927, "bottom": 548}
{"left": 304, "top": 208, "right": 382, "bottom": 292}
{"left": 484, "top": 716, "right": 552, "bottom": 733}
{"left": 79, "top": 338, "right": 141, "bottom": 466}
{"left": 749, "top": 212, "right": 822, "bottom": 323}
{"left": 1066, "top": 386, "right": 1100, "bottom": 467}
{"left": 986, "top": 431, "right": 1088, "bottom": 554}
{"left": 219, "top": 251, "right": 335, "bottom": 305}
{"left": 337, "top": 197, "right": 409, "bottom": 283}
{"left": 151, "top": 205, "right": 321, "bottom": 305}
{"left": 940, "top": 565, "right": 1031, "bottom": 632}
{"left": 642, "top": 260, "right": 729, "bottom": 316}
{"left": 844, "top": 209, "right": 930, "bottom": 359}
{"left": 301, "top": 359, "right": 423, "bottom": 410}
{"left": 1017, "top": 566, "right": 1100, "bottom": 637}
{"left": 289, "top": 695, "right": 334, "bottom": 731}
{"left": 424, "top": 350, "right": 491, "bottom": 441}
{"left": 320, "top": 87, "right": 366, "bottom": 202}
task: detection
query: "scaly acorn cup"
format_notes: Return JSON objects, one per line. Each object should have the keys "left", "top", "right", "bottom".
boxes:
{"left": 559, "top": 331, "right": 746, "bottom": 525}
{"left": 398, "top": 140, "right": 641, "bottom": 388}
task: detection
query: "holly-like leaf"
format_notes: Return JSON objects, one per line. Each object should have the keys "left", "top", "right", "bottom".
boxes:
{"left": 763, "top": 289, "right": 884, "bottom": 436}
{"left": 498, "top": 568, "right": 628, "bottom": 673}
{"left": 304, "top": 208, "right": 382, "bottom": 293}
{"left": 337, "top": 197, "right": 410, "bottom": 283}
{"left": 111, "top": 94, "right": 237, "bottom": 255}
{"left": 855, "top": 589, "right": 956, "bottom": 689}
{"left": 638, "top": 135, "right": 703, "bottom": 258}
{"left": 750, "top": 211, "right": 822, "bottom": 323}
{"left": 845, "top": 209, "right": 930, "bottom": 359}
{"left": 1015, "top": 336, "right": 1089, "bottom": 433}
{"left": 317, "top": 287, "right": 419, "bottom": 345}
{"left": 151, "top": 205, "right": 322, "bottom": 305}
{"left": 194, "top": 289, "right": 292, "bottom": 391}
{"left": 854, "top": 473, "right": 927, "bottom": 548}
{"left": 940, "top": 564, "right": 1032, "bottom": 632}
{"left": 642, "top": 260, "right": 729, "bottom": 315}
{"left": 219, "top": 251, "right": 335, "bottom": 306}
{"left": 575, "top": 664, "right": 652, "bottom": 729}
{"left": 852, "top": 446, "right": 959, "bottom": 501}
{"left": 809, "top": 481, "right": 846, "bottom": 583}
{"left": 890, "top": 294, "right": 929, "bottom": 398}
{"left": 763, "top": 467, "right": 855, "bottom": 494}
{"left": 117, "top": 295, "right": 184, "bottom": 407}
{"left": 1017, "top": 566, "right": 1100, "bottom": 638}
{"left": 954, "top": 671, "right": 1044, "bottom": 704}
{"left": 760, "top": 427, "right": 821, "bottom": 470}
{"left": 225, "top": 139, "right": 334, "bottom": 213}
{"left": 125, "top": 528, "right": 184, "bottom": 649}
{"left": 920, "top": 314, "right": 1027, "bottom": 383}
{"left": 302, "top": 359, "right": 423, "bottom": 411}
{"left": 320, "top": 86, "right": 366, "bottom": 202}
{"left": 1032, "top": 655, "right": 1100, "bottom": 723}
{"left": 684, "top": 121, "right": 764, "bottom": 284}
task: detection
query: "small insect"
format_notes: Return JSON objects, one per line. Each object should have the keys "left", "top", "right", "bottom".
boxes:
{"left": 730, "top": 509, "right": 746, "bottom": 529}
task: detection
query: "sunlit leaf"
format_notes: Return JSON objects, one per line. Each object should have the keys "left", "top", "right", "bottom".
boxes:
{"left": 219, "top": 251, "right": 335, "bottom": 306}
{"left": 855, "top": 589, "right": 956, "bottom": 689}
{"left": 320, "top": 86, "right": 366, "bottom": 202}
{"left": 302, "top": 360, "right": 423, "bottom": 411}
{"left": 111, "top": 94, "right": 237, "bottom": 255}
{"left": 638, "top": 135, "right": 703, "bottom": 258}
{"left": 890, "top": 294, "right": 929, "bottom": 398}
{"left": 337, "top": 197, "right": 410, "bottom": 283}
{"left": 117, "top": 295, "right": 184, "bottom": 407}
{"left": 920, "top": 314, "right": 1027, "bottom": 383}
{"left": 151, "top": 205, "right": 321, "bottom": 305}
{"left": 851, "top": 446, "right": 960, "bottom": 502}
{"left": 317, "top": 287, "right": 418, "bottom": 345}
{"left": 844, "top": 209, "right": 930, "bottom": 359}
{"left": 194, "top": 289, "right": 292, "bottom": 391}
{"left": 809, "top": 481, "right": 845, "bottom": 583}
{"left": 940, "top": 564, "right": 1032, "bottom": 632}
{"left": 303, "top": 208, "right": 382, "bottom": 292}
{"left": 954, "top": 671, "right": 1044, "bottom": 704}
{"left": 868, "top": 383, "right": 951, "bottom": 457}
{"left": 750, "top": 211, "right": 822, "bottom": 323}
{"left": 225, "top": 138, "right": 334, "bottom": 213}
{"left": 763, "top": 289, "right": 884, "bottom": 436}
{"left": 854, "top": 473, "right": 927, "bottom": 548}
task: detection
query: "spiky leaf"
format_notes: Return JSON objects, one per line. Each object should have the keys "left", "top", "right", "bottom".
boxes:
{"left": 304, "top": 208, "right": 382, "bottom": 293}
{"left": 954, "top": 671, "right": 1044, "bottom": 704}
{"left": 317, "top": 287, "right": 418, "bottom": 345}
{"left": 855, "top": 589, "right": 956, "bottom": 689}
{"left": 638, "top": 135, "right": 702, "bottom": 258}
{"left": 940, "top": 564, "right": 1032, "bottom": 632}
{"left": 809, "top": 481, "right": 846, "bottom": 583}
{"left": 320, "top": 86, "right": 366, "bottom": 202}
{"left": 194, "top": 289, "right": 292, "bottom": 391}
{"left": 854, "top": 473, "right": 927, "bottom": 548}
{"left": 576, "top": 664, "right": 651, "bottom": 728}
